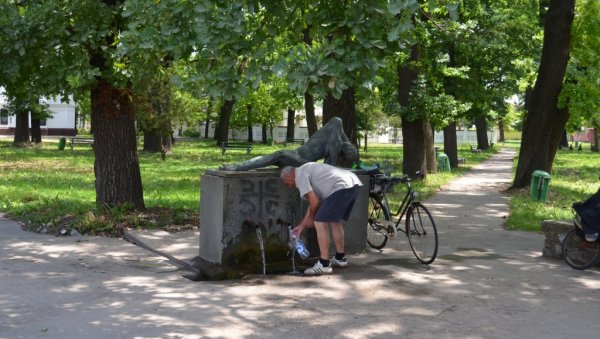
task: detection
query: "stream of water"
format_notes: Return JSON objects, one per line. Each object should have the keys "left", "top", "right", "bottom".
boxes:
{"left": 255, "top": 226, "right": 266, "bottom": 275}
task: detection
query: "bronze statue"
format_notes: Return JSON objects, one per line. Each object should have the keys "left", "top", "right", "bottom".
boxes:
{"left": 220, "top": 117, "right": 358, "bottom": 171}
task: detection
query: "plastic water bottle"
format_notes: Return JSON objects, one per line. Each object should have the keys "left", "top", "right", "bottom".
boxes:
{"left": 288, "top": 226, "right": 310, "bottom": 259}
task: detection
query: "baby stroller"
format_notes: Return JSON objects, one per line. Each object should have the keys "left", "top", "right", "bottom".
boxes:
{"left": 562, "top": 188, "right": 600, "bottom": 270}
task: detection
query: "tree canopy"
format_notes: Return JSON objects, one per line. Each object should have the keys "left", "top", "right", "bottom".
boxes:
{"left": 1, "top": 0, "right": 599, "bottom": 207}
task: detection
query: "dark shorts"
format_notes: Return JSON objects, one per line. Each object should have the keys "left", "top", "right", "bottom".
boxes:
{"left": 315, "top": 185, "right": 360, "bottom": 223}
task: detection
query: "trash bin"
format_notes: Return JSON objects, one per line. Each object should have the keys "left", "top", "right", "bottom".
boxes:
{"left": 438, "top": 153, "right": 451, "bottom": 172}
{"left": 530, "top": 170, "right": 550, "bottom": 202}
{"left": 58, "top": 137, "right": 66, "bottom": 150}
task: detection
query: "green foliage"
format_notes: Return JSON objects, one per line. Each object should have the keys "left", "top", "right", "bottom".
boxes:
{"left": 230, "top": 78, "right": 297, "bottom": 134}
{"left": 276, "top": 0, "right": 419, "bottom": 99}
{"left": 559, "top": 0, "right": 600, "bottom": 126}
{"left": 355, "top": 88, "right": 389, "bottom": 141}
{"left": 448, "top": 0, "right": 541, "bottom": 123}
{"left": 399, "top": 76, "right": 472, "bottom": 127}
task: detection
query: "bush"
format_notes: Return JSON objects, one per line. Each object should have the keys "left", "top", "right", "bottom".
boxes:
{"left": 182, "top": 129, "right": 200, "bottom": 138}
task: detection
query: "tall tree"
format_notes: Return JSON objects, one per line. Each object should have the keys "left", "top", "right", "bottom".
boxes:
{"left": 0, "top": 1, "right": 147, "bottom": 208}
{"left": 513, "top": 0, "right": 575, "bottom": 188}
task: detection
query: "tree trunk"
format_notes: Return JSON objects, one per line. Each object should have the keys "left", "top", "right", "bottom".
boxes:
{"left": 204, "top": 98, "right": 212, "bottom": 139}
{"left": 560, "top": 130, "right": 569, "bottom": 148}
{"left": 30, "top": 118, "right": 42, "bottom": 143}
{"left": 444, "top": 122, "right": 459, "bottom": 168}
{"left": 323, "top": 88, "right": 357, "bottom": 145}
{"left": 215, "top": 100, "right": 235, "bottom": 145}
{"left": 246, "top": 106, "right": 253, "bottom": 143}
{"left": 322, "top": 88, "right": 357, "bottom": 168}
{"left": 304, "top": 92, "right": 317, "bottom": 136}
{"left": 261, "top": 124, "right": 268, "bottom": 144}
{"left": 397, "top": 44, "right": 430, "bottom": 176}
{"left": 302, "top": 27, "right": 318, "bottom": 136}
{"left": 91, "top": 80, "right": 144, "bottom": 209}
{"left": 475, "top": 115, "right": 490, "bottom": 150}
{"left": 204, "top": 118, "right": 210, "bottom": 138}
{"left": 286, "top": 108, "right": 295, "bottom": 139}
{"left": 512, "top": 0, "right": 574, "bottom": 188}
{"left": 592, "top": 128, "right": 599, "bottom": 152}
{"left": 142, "top": 77, "right": 173, "bottom": 153}
{"left": 143, "top": 129, "right": 172, "bottom": 155}
{"left": 424, "top": 123, "right": 436, "bottom": 174}
{"left": 13, "top": 109, "right": 29, "bottom": 146}
{"left": 401, "top": 118, "right": 427, "bottom": 176}
{"left": 498, "top": 119, "right": 505, "bottom": 143}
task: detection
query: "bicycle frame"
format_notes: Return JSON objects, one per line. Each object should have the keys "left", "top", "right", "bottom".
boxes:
{"left": 374, "top": 176, "right": 418, "bottom": 235}
{"left": 366, "top": 170, "right": 438, "bottom": 264}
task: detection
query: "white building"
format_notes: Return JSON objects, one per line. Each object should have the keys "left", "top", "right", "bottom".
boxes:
{"left": 0, "top": 88, "right": 77, "bottom": 136}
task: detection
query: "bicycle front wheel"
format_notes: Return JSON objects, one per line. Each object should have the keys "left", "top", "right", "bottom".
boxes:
{"left": 367, "top": 195, "right": 390, "bottom": 249}
{"left": 562, "top": 228, "right": 600, "bottom": 270}
{"left": 406, "top": 203, "right": 438, "bottom": 264}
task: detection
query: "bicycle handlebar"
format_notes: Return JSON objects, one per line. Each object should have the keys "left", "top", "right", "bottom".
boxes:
{"left": 370, "top": 171, "right": 422, "bottom": 186}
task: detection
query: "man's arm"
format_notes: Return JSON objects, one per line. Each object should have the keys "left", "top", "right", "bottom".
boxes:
{"left": 293, "top": 191, "right": 320, "bottom": 236}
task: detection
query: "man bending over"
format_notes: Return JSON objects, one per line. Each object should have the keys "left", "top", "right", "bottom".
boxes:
{"left": 280, "top": 163, "right": 363, "bottom": 275}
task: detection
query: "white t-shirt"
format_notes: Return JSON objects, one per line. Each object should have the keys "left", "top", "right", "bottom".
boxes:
{"left": 294, "top": 162, "right": 363, "bottom": 200}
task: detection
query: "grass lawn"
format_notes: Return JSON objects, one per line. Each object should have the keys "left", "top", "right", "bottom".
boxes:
{"left": 3, "top": 136, "right": 596, "bottom": 235}
{"left": 0, "top": 137, "right": 492, "bottom": 235}
{"left": 505, "top": 141, "right": 600, "bottom": 231}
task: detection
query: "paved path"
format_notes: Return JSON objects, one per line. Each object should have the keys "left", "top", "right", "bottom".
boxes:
{"left": 1, "top": 148, "right": 599, "bottom": 339}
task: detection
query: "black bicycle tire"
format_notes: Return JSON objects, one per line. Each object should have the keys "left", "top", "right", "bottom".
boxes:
{"left": 562, "top": 229, "right": 600, "bottom": 270}
{"left": 367, "top": 195, "right": 390, "bottom": 249}
{"left": 406, "top": 203, "right": 438, "bottom": 264}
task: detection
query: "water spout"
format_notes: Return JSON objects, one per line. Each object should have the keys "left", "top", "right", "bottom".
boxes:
{"left": 254, "top": 224, "right": 267, "bottom": 275}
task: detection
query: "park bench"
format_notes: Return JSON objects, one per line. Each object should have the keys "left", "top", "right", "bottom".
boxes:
{"left": 283, "top": 138, "right": 305, "bottom": 147}
{"left": 69, "top": 137, "right": 94, "bottom": 150}
{"left": 220, "top": 142, "right": 252, "bottom": 155}
{"left": 470, "top": 144, "right": 481, "bottom": 153}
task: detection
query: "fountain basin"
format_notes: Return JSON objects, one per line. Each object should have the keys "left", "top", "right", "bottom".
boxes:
{"left": 197, "top": 168, "right": 369, "bottom": 279}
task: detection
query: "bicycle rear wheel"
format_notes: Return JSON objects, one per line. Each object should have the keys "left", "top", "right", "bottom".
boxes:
{"left": 406, "top": 203, "right": 438, "bottom": 264}
{"left": 367, "top": 195, "right": 390, "bottom": 249}
{"left": 562, "top": 228, "right": 600, "bottom": 270}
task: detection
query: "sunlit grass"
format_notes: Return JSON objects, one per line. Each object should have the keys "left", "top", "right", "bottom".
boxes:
{"left": 0, "top": 137, "right": 498, "bottom": 234}
{"left": 505, "top": 145, "right": 600, "bottom": 232}
{"left": 5, "top": 136, "right": 597, "bottom": 234}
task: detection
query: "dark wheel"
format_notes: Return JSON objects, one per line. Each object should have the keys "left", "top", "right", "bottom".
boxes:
{"left": 367, "top": 195, "right": 390, "bottom": 249}
{"left": 406, "top": 203, "right": 438, "bottom": 264}
{"left": 562, "top": 229, "right": 600, "bottom": 270}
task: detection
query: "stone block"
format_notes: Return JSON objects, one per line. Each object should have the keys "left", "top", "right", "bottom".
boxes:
{"left": 199, "top": 169, "right": 368, "bottom": 268}
{"left": 541, "top": 219, "right": 573, "bottom": 259}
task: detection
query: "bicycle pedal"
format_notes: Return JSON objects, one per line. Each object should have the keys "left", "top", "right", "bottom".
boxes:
{"left": 385, "top": 221, "right": 397, "bottom": 238}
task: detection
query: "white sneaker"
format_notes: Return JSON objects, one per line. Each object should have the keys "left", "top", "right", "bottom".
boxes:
{"left": 304, "top": 261, "right": 333, "bottom": 276}
{"left": 585, "top": 232, "right": 598, "bottom": 242}
{"left": 330, "top": 257, "right": 348, "bottom": 268}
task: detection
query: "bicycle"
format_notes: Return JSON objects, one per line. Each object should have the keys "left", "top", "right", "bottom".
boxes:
{"left": 365, "top": 169, "right": 439, "bottom": 264}
{"left": 562, "top": 203, "right": 600, "bottom": 270}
